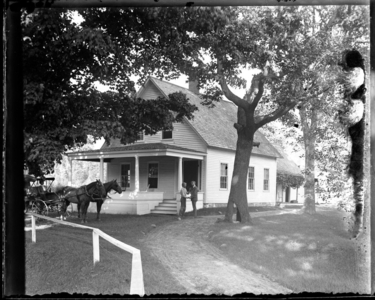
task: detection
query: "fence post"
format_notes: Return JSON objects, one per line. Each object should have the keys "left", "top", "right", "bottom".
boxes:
{"left": 92, "top": 230, "right": 100, "bottom": 265}
{"left": 31, "top": 215, "right": 36, "bottom": 243}
{"left": 130, "top": 250, "right": 145, "bottom": 296}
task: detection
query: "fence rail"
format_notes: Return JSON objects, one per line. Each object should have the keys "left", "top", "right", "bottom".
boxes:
{"left": 26, "top": 213, "right": 145, "bottom": 296}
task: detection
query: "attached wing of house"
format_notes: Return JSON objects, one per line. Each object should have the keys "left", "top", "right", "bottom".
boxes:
{"left": 67, "top": 76, "right": 303, "bottom": 215}
{"left": 273, "top": 144, "right": 305, "bottom": 203}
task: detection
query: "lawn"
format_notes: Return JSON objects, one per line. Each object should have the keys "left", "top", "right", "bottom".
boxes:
{"left": 208, "top": 208, "right": 370, "bottom": 294}
{"left": 25, "top": 213, "right": 186, "bottom": 295}
{"left": 25, "top": 206, "right": 369, "bottom": 295}
{"left": 25, "top": 206, "right": 280, "bottom": 295}
{"left": 184, "top": 205, "right": 283, "bottom": 216}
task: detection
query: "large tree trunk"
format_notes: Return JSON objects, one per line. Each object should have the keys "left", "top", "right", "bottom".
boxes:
{"left": 303, "top": 134, "right": 316, "bottom": 214}
{"left": 300, "top": 106, "right": 317, "bottom": 214}
{"left": 224, "top": 129, "right": 254, "bottom": 223}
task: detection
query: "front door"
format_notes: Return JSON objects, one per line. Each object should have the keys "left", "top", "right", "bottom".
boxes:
{"left": 286, "top": 187, "right": 290, "bottom": 202}
{"left": 183, "top": 160, "right": 199, "bottom": 191}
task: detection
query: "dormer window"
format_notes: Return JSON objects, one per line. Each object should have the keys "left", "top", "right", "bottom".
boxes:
{"left": 162, "top": 130, "right": 172, "bottom": 139}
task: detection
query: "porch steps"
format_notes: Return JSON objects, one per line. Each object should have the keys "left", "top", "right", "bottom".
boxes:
{"left": 150, "top": 199, "right": 177, "bottom": 215}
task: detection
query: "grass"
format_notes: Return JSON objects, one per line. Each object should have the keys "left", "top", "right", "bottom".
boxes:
{"left": 208, "top": 208, "right": 370, "bottom": 294}
{"left": 185, "top": 205, "right": 282, "bottom": 216}
{"left": 25, "top": 212, "right": 187, "bottom": 295}
{"left": 25, "top": 206, "right": 369, "bottom": 295}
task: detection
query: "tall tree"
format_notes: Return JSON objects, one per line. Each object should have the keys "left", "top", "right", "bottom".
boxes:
{"left": 290, "top": 5, "right": 369, "bottom": 214}
{"left": 192, "top": 6, "right": 337, "bottom": 222}
{"left": 22, "top": 7, "right": 234, "bottom": 175}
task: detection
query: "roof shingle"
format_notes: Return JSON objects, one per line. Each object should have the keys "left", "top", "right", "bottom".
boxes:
{"left": 150, "top": 77, "right": 282, "bottom": 158}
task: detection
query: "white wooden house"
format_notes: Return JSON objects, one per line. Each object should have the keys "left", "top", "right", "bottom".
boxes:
{"left": 66, "top": 77, "right": 303, "bottom": 215}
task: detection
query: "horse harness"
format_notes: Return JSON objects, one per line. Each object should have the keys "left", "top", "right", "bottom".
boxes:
{"left": 65, "top": 184, "right": 106, "bottom": 202}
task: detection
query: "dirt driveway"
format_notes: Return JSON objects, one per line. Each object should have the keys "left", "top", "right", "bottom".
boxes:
{"left": 145, "top": 212, "right": 293, "bottom": 295}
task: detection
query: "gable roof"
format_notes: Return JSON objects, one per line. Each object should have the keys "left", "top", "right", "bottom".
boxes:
{"left": 148, "top": 77, "right": 282, "bottom": 158}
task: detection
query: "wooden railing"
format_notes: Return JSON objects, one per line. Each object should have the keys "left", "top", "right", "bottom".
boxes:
{"left": 27, "top": 213, "right": 145, "bottom": 296}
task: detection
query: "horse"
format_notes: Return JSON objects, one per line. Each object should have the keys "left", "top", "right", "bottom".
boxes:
{"left": 61, "top": 180, "right": 107, "bottom": 223}
{"left": 75, "top": 179, "right": 124, "bottom": 221}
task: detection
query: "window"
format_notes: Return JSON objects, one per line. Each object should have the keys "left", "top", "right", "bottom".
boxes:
{"left": 220, "top": 163, "right": 228, "bottom": 189}
{"left": 248, "top": 167, "right": 255, "bottom": 190}
{"left": 162, "top": 130, "right": 172, "bottom": 139}
{"left": 137, "top": 131, "right": 144, "bottom": 141}
{"left": 121, "top": 164, "right": 130, "bottom": 189}
{"left": 263, "top": 168, "right": 269, "bottom": 191}
{"left": 148, "top": 163, "right": 159, "bottom": 188}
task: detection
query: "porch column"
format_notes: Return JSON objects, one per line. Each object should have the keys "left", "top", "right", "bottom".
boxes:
{"left": 68, "top": 158, "right": 73, "bottom": 185}
{"left": 135, "top": 155, "right": 139, "bottom": 193}
{"left": 99, "top": 157, "right": 104, "bottom": 182}
{"left": 176, "top": 157, "right": 183, "bottom": 214}
{"left": 178, "top": 157, "right": 183, "bottom": 190}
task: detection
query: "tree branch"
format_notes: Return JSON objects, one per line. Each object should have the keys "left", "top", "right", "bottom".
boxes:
{"left": 310, "top": 108, "right": 318, "bottom": 132}
{"left": 299, "top": 104, "right": 310, "bottom": 133}
{"left": 255, "top": 101, "right": 298, "bottom": 131}
{"left": 249, "top": 74, "right": 265, "bottom": 110}
{"left": 217, "top": 59, "right": 250, "bottom": 110}
{"left": 303, "top": 7, "right": 339, "bottom": 46}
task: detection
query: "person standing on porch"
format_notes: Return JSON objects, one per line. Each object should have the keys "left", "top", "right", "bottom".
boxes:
{"left": 190, "top": 181, "right": 199, "bottom": 218}
{"left": 178, "top": 182, "right": 188, "bottom": 220}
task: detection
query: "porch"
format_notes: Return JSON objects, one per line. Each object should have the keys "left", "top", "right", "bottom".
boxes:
{"left": 66, "top": 143, "right": 207, "bottom": 215}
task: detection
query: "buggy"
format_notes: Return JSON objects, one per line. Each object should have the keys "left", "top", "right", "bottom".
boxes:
{"left": 24, "top": 175, "right": 64, "bottom": 216}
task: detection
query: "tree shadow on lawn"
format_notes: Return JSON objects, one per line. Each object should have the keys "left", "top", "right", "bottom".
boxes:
{"left": 25, "top": 212, "right": 188, "bottom": 296}
{"left": 185, "top": 205, "right": 281, "bottom": 217}
{"left": 208, "top": 210, "right": 370, "bottom": 294}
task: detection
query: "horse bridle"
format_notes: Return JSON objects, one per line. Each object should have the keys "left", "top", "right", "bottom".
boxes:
{"left": 103, "top": 180, "right": 122, "bottom": 200}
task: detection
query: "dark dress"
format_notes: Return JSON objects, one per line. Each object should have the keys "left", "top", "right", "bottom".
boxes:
{"left": 190, "top": 186, "right": 199, "bottom": 202}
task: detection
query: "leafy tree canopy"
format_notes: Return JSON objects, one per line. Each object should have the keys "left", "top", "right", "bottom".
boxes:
{"left": 22, "top": 7, "right": 235, "bottom": 175}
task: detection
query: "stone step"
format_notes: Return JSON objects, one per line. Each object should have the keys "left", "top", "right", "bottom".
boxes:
{"left": 150, "top": 199, "right": 178, "bottom": 215}
{"left": 153, "top": 205, "right": 176, "bottom": 211}
{"left": 163, "top": 200, "right": 177, "bottom": 204}
{"left": 157, "top": 203, "right": 177, "bottom": 208}
{"left": 150, "top": 209, "right": 176, "bottom": 215}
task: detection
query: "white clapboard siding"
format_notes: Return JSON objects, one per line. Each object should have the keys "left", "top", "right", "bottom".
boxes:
{"left": 205, "top": 148, "right": 234, "bottom": 204}
{"left": 138, "top": 80, "right": 207, "bottom": 153}
{"left": 139, "top": 156, "right": 177, "bottom": 199}
{"left": 138, "top": 81, "right": 163, "bottom": 100}
{"left": 108, "top": 157, "right": 178, "bottom": 200}
{"left": 205, "top": 148, "right": 277, "bottom": 205}
{"left": 142, "top": 121, "right": 206, "bottom": 153}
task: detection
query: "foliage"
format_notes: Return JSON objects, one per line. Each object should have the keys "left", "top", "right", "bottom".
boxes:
{"left": 24, "top": 7, "right": 236, "bottom": 175}
{"left": 277, "top": 173, "right": 304, "bottom": 189}
{"left": 190, "top": 5, "right": 369, "bottom": 220}
{"left": 186, "top": 6, "right": 338, "bottom": 222}
{"left": 52, "top": 141, "right": 107, "bottom": 189}
{"left": 80, "top": 7, "right": 237, "bottom": 85}
{"left": 289, "top": 5, "right": 369, "bottom": 209}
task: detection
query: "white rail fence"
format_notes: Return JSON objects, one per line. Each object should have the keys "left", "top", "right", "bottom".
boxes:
{"left": 27, "top": 213, "right": 145, "bottom": 296}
